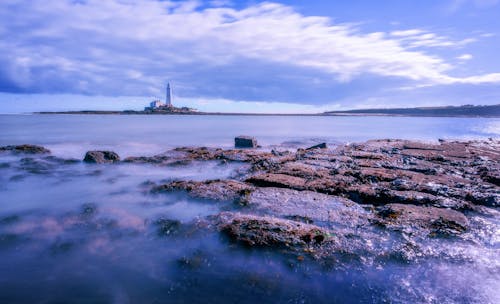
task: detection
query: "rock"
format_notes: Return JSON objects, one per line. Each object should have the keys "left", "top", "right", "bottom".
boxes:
{"left": 246, "top": 187, "right": 372, "bottom": 228}
{"left": 276, "top": 161, "right": 330, "bottom": 179}
{"left": 478, "top": 166, "right": 500, "bottom": 186}
{"left": 80, "top": 203, "right": 98, "bottom": 219}
{"left": 0, "top": 144, "right": 50, "bottom": 154}
{"left": 235, "top": 136, "right": 258, "bottom": 148}
{"left": 376, "top": 204, "right": 469, "bottom": 236}
{"left": 219, "top": 213, "right": 332, "bottom": 249}
{"left": 154, "top": 217, "right": 181, "bottom": 236}
{"left": 306, "top": 143, "right": 327, "bottom": 150}
{"left": 152, "top": 179, "right": 254, "bottom": 202}
{"left": 83, "top": 151, "right": 120, "bottom": 163}
{"left": 124, "top": 146, "right": 277, "bottom": 166}
{"left": 246, "top": 173, "right": 307, "bottom": 190}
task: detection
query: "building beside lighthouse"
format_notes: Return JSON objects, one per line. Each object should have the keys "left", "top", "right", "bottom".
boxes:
{"left": 149, "top": 100, "right": 163, "bottom": 109}
{"left": 144, "top": 82, "right": 197, "bottom": 113}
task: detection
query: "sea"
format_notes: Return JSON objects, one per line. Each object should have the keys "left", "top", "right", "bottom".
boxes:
{"left": 0, "top": 114, "right": 499, "bottom": 303}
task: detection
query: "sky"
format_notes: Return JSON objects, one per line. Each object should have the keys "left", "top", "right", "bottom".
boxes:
{"left": 0, "top": 0, "right": 499, "bottom": 113}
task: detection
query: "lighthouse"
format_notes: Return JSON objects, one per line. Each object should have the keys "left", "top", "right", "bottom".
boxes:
{"left": 166, "top": 82, "right": 172, "bottom": 107}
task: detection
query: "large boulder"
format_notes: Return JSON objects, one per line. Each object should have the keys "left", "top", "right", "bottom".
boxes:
{"left": 218, "top": 213, "right": 331, "bottom": 249}
{"left": 235, "top": 136, "right": 258, "bottom": 148}
{"left": 83, "top": 151, "right": 120, "bottom": 163}
{"left": 0, "top": 144, "right": 50, "bottom": 154}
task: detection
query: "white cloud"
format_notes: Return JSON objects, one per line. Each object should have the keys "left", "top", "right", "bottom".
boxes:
{"left": 450, "top": 73, "right": 500, "bottom": 84}
{"left": 390, "top": 29, "right": 427, "bottom": 37}
{"left": 457, "top": 54, "right": 473, "bottom": 60}
{"left": 0, "top": 0, "right": 498, "bottom": 101}
{"left": 391, "top": 29, "right": 476, "bottom": 48}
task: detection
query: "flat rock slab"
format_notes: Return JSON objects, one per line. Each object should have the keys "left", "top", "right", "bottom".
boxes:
{"left": 376, "top": 203, "right": 469, "bottom": 236}
{"left": 0, "top": 144, "right": 50, "bottom": 154}
{"left": 246, "top": 173, "right": 307, "bottom": 190}
{"left": 247, "top": 187, "right": 372, "bottom": 228}
{"left": 152, "top": 179, "right": 254, "bottom": 202}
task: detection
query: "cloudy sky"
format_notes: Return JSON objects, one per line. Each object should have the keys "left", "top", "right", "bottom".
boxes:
{"left": 1, "top": 0, "right": 499, "bottom": 113}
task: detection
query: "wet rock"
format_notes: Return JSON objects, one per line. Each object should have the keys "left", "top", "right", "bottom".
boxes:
{"left": 246, "top": 173, "right": 307, "bottom": 190}
{"left": 152, "top": 179, "right": 254, "bottom": 202}
{"left": 306, "top": 143, "right": 327, "bottom": 150}
{"left": 177, "top": 250, "right": 210, "bottom": 270}
{"left": 17, "top": 157, "right": 57, "bottom": 175}
{"left": 284, "top": 215, "right": 314, "bottom": 224}
{"left": 0, "top": 144, "right": 50, "bottom": 154}
{"left": 346, "top": 188, "right": 466, "bottom": 209}
{"left": 478, "top": 166, "right": 500, "bottom": 186}
{"left": 242, "top": 139, "right": 499, "bottom": 210}
{"left": 465, "top": 191, "right": 499, "bottom": 208}
{"left": 276, "top": 161, "right": 330, "bottom": 179}
{"left": 219, "top": 213, "right": 332, "bottom": 250}
{"left": 0, "top": 215, "right": 20, "bottom": 225}
{"left": 246, "top": 187, "right": 372, "bottom": 228}
{"left": 235, "top": 136, "right": 258, "bottom": 148}
{"left": 80, "top": 203, "right": 98, "bottom": 219}
{"left": 376, "top": 204, "right": 469, "bottom": 236}
{"left": 126, "top": 147, "right": 275, "bottom": 167}
{"left": 155, "top": 217, "right": 181, "bottom": 236}
{"left": 83, "top": 151, "right": 120, "bottom": 163}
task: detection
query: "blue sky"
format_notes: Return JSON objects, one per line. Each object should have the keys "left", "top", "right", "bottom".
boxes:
{"left": 0, "top": 0, "right": 499, "bottom": 113}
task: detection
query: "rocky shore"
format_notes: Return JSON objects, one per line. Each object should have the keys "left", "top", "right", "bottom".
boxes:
{"left": 2, "top": 138, "right": 499, "bottom": 265}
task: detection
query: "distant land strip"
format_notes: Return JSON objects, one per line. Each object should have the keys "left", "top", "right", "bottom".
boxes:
{"left": 323, "top": 104, "right": 500, "bottom": 117}
{"left": 35, "top": 104, "right": 500, "bottom": 117}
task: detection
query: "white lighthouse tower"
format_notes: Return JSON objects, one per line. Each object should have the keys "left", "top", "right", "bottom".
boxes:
{"left": 166, "top": 82, "right": 173, "bottom": 107}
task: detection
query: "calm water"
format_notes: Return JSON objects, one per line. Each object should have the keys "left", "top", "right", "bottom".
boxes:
{"left": 0, "top": 114, "right": 499, "bottom": 303}
{"left": 0, "top": 114, "right": 498, "bottom": 158}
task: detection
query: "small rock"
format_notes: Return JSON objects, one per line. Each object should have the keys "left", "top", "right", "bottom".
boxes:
{"left": 155, "top": 218, "right": 181, "bottom": 236}
{"left": 80, "top": 203, "right": 98, "bottom": 219}
{"left": 306, "top": 143, "right": 327, "bottom": 150}
{"left": 83, "top": 151, "right": 120, "bottom": 163}
{"left": 235, "top": 136, "right": 258, "bottom": 148}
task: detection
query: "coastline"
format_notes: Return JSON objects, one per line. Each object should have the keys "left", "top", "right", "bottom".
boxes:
{"left": 34, "top": 110, "right": 500, "bottom": 118}
{"left": 1, "top": 138, "right": 499, "bottom": 302}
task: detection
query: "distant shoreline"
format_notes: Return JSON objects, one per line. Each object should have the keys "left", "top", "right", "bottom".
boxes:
{"left": 34, "top": 110, "right": 500, "bottom": 118}
{"left": 32, "top": 103, "right": 500, "bottom": 117}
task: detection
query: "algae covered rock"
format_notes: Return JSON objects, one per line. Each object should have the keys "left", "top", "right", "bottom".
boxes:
{"left": 83, "top": 151, "right": 120, "bottom": 163}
